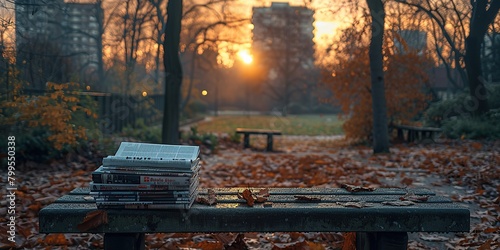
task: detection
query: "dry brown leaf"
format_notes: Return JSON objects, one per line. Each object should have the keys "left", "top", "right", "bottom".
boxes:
{"left": 294, "top": 195, "right": 321, "bottom": 202}
{"left": 193, "top": 241, "right": 225, "bottom": 250}
{"left": 382, "top": 200, "right": 415, "bottom": 206}
{"left": 400, "top": 177, "right": 414, "bottom": 186}
{"left": 256, "top": 196, "right": 268, "bottom": 203}
{"left": 272, "top": 240, "right": 309, "bottom": 250}
{"left": 258, "top": 188, "right": 270, "bottom": 197}
{"left": 17, "top": 225, "right": 32, "bottom": 239}
{"left": 341, "top": 184, "right": 376, "bottom": 192}
{"left": 484, "top": 227, "right": 499, "bottom": 233}
{"left": 342, "top": 202, "right": 373, "bottom": 208}
{"left": 225, "top": 233, "right": 248, "bottom": 250}
{"left": 307, "top": 241, "right": 326, "bottom": 250}
{"left": 197, "top": 189, "right": 217, "bottom": 205}
{"left": 238, "top": 189, "right": 256, "bottom": 207}
{"left": 77, "top": 210, "right": 108, "bottom": 232}
{"left": 478, "top": 239, "right": 492, "bottom": 250}
{"left": 28, "top": 203, "right": 42, "bottom": 212}
{"left": 44, "top": 234, "right": 70, "bottom": 245}
{"left": 341, "top": 232, "right": 356, "bottom": 250}
{"left": 213, "top": 233, "right": 238, "bottom": 245}
{"left": 400, "top": 195, "right": 429, "bottom": 202}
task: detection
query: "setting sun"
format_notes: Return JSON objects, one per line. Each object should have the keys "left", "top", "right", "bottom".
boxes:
{"left": 238, "top": 50, "right": 253, "bottom": 64}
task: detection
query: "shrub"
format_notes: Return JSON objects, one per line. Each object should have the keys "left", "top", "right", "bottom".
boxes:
{"left": 424, "top": 85, "right": 500, "bottom": 139}
{"left": 121, "top": 118, "right": 162, "bottom": 144}
{"left": 0, "top": 82, "right": 97, "bottom": 162}
{"left": 423, "top": 92, "right": 469, "bottom": 127}
{"left": 187, "top": 126, "right": 218, "bottom": 151}
{"left": 442, "top": 116, "right": 500, "bottom": 139}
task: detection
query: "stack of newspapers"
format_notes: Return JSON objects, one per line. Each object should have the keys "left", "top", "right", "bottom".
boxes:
{"left": 90, "top": 142, "right": 200, "bottom": 209}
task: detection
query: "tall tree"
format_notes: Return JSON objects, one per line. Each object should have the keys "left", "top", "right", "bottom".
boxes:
{"left": 367, "top": 0, "right": 390, "bottom": 153}
{"left": 162, "top": 0, "right": 183, "bottom": 144}
{"left": 464, "top": 0, "right": 500, "bottom": 115}
{"left": 395, "top": 0, "right": 500, "bottom": 116}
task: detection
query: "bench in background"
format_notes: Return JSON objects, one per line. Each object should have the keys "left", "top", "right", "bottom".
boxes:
{"left": 39, "top": 187, "right": 469, "bottom": 250}
{"left": 235, "top": 128, "right": 282, "bottom": 151}
{"left": 392, "top": 124, "right": 442, "bottom": 143}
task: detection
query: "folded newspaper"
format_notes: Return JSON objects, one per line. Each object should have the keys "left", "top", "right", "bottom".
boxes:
{"left": 102, "top": 142, "right": 200, "bottom": 168}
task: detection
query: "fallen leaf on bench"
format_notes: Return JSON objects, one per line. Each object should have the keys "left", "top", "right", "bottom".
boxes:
{"left": 382, "top": 200, "right": 415, "bottom": 206}
{"left": 341, "top": 202, "right": 374, "bottom": 208}
{"left": 294, "top": 195, "right": 321, "bottom": 202}
{"left": 255, "top": 188, "right": 270, "bottom": 203}
{"left": 341, "top": 184, "right": 376, "bottom": 192}
{"left": 197, "top": 189, "right": 217, "bottom": 205}
{"left": 258, "top": 188, "right": 270, "bottom": 197}
{"left": 238, "top": 189, "right": 256, "bottom": 207}
{"left": 400, "top": 194, "right": 429, "bottom": 203}
{"left": 77, "top": 210, "right": 108, "bottom": 232}
{"left": 237, "top": 189, "right": 270, "bottom": 207}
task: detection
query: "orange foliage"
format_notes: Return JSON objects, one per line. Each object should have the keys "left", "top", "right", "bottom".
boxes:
{"left": 322, "top": 19, "right": 432, "bottom": 141}
{"left": 1, "top": 82, "right": 95, "bottom": 150}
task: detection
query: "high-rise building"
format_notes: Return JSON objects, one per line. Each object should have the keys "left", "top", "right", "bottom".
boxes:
{"left": 62, "top": 2, "right": 103, "bottom": 72}
{"left": 15, "top": 0, "right": 102, "bottom": 88}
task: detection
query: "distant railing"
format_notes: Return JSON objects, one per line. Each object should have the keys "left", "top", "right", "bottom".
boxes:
{"left": 88, "top": 93, "right": 165, "bottom": 134}
{"left": 24, "top": 89, "right": 164, "bottom": 134}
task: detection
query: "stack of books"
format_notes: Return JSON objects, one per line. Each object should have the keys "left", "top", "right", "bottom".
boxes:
{"left": 90, "top": 142, "right": 200, "bottom": 209}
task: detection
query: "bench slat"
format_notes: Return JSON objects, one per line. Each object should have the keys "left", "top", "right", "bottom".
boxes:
{"left": 56, "top": 194, "right": 452, "bottom": 204}
{"left": 40, "top": 188, "right": 469, "bottom": 234}
{"left": 39, "top": 202, "right": 469, "bottom": 234}
{"left": 70, "top": 187, "right": 437, "bottom": 196}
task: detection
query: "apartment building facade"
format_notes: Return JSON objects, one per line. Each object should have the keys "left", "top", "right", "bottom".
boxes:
{"left": 15, "top": 0, "right": 102, "bottom": 89}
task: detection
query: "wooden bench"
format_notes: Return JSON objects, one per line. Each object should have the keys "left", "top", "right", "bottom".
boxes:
{"left": 392, "top": 124, "right": 442, "bottom": 143}
{"left": 39, "top": 187, "right": 469, "bottom": 250}
{"left": 235, "top": 128, "right": 282, "bottom": 151}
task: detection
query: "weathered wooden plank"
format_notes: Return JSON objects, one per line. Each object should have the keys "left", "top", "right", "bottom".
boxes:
{"left": 71, "top": 187, "right": 437, "bottom": 196}
{"left": 40, "top": 200, "right": 469, "bottom": 234}
{"left": 56, "top": 194, "right": 451, "bottom": 204}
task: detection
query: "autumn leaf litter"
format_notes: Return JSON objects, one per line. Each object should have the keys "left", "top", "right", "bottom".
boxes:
{"left": 0, "top": 136, "right": 498, "bottom": 249}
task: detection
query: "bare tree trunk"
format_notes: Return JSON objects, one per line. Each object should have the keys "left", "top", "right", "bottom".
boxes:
{"left": 465, "top": 34, "right": 489, "bottom": 116}
{"left": 162, "top": 0, "right": 183, "bottom": 144}
{"left": 367, "top": 0, "right": 390, "bottom": 154}
{"left": 463, "top": 1, "right": 500, "bottom": 116}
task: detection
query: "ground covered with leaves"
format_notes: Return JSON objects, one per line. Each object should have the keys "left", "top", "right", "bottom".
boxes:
{"left": 0, "top": 136, "right": 498, "bottom": 249}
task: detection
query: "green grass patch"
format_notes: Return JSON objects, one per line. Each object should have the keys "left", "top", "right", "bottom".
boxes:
{"left": 195, "top": 115, "right": 344, "bottom": 136}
